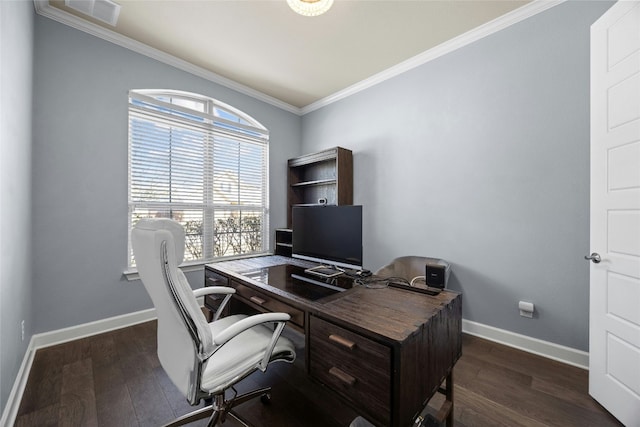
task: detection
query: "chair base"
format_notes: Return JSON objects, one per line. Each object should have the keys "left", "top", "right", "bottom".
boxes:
{"left": 162, "top": 386, "right": 271, "bottom": 427}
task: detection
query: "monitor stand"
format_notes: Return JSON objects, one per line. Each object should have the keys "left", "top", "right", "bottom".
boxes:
{"left": 304, "top": 265, "right": 343, "bottom": 279}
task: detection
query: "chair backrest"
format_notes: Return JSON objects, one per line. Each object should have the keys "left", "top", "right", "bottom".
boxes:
{"left": 374, "top": 256, "right": 430, "bottom": 281}
{"left": 131, "top": 218, "right": 213, "bottom": 397}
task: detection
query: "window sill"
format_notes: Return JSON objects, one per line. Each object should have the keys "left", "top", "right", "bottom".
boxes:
{"left": 124, "top": 251, "right": 272, "bottom": 282}
{"left": 124, "top": 262, "right": 205, "bottom": 281}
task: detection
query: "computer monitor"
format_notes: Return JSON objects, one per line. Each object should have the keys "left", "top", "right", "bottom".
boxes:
{"left": 291, "top": 205, "right": 363, "bottom": 272}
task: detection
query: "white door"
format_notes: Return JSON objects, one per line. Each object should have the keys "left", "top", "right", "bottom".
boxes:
{"left": 589, "top": 2, "right": 640, "bottom": 426}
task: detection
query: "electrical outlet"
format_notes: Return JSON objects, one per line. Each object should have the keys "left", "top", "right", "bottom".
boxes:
{"left": 21, "top": 320, "right": 25, "bottom": 341}
{"left": 518, "top": 301, "right": 534, "bottom": 318}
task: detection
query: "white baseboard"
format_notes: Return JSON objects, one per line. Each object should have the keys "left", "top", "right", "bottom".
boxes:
{"left": 31, "top": 308, "right": 157, "bottom": 350}
{"left": 0, "top": 337, "right": 37, "bottom": 427}
{"left": 462, "top": 319, "right": 589, "bottom": 370}
{"left": 2, "top": 310, "right": 587, "bottom": 426}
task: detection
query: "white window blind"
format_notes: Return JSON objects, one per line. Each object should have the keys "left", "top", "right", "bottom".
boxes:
{"left": 128, "top": 90, "right": 269, "bottom": 269}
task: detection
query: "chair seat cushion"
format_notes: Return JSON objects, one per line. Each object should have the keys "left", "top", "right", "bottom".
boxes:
{"left": 201, "top": 314, "right": 296, "bottom": 393}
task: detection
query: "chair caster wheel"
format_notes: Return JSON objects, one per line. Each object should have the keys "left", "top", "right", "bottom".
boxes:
{"left": 260, "top": 393, "right": 271, "bottom": 404}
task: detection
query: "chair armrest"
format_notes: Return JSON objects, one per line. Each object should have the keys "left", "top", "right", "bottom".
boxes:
{"left": 193, "top": 287, "right": 235, "bottom": 321}
{"left": 192, "top": 286, "right": 235, "bottom": 298}
{"left": 213, "top": 312, "right": 290, "bottom": 346}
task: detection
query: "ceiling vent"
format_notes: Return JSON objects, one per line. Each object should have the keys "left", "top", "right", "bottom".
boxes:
{"left": 64, "top": 0, "right": 121, "bottom": 26}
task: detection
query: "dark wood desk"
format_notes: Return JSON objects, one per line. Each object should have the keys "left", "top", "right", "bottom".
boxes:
{"left": 204, "top": 256, "right": 462, "bottom": 427}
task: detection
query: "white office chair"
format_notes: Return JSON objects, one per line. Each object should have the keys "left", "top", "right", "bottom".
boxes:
{"left": 132, "top": 218, "right": 296, "bottom": 427}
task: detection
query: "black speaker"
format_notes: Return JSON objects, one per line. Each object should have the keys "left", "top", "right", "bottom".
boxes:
{"left": 425, "top": 259, "right": 450, "bottom": 289}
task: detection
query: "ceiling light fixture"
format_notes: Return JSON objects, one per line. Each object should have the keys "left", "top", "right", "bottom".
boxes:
{"left": 287, "top": 0, "right": 334, "bottom": 17}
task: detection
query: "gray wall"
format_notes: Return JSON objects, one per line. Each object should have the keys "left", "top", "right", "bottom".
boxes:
{"left": 1, "top": 0, "right": 34, "bottom": 413}
{"left": 32, "top": 15, "right": 301, "bottom": 333}
{"left": 301, "top": 1, "right": 613, "bottom": 351}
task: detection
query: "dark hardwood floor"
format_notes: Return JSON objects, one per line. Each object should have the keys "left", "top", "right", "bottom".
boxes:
{"left": 14, "top": 320, "right": 622, "bottom": 427}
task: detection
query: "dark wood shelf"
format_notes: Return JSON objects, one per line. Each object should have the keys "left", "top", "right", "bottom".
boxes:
{"left": 274, "top": 228, "right": 293, "bottom": 256}
{"left": 292, "top": 203, "right": 337, "bottom": 208}
{"left": 287, "top": 147, "right": 353, "bottom": 229}
{"left": 291, "top": 178, "right": 337, "bottom": 187}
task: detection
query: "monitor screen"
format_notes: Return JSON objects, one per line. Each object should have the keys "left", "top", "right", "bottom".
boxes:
{"left": 291, "top": 205, "right": 363, "bottom": 270}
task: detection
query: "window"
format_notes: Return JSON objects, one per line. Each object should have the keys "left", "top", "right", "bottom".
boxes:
{"left": 127, "top": 90, "right": 269, "bottom": 270}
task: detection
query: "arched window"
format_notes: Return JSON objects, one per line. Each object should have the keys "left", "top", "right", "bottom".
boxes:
{"left": 127, "top": 90, "right": 269, "bottom": 270}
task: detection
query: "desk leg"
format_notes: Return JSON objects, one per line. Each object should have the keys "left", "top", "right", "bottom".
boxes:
{"left": 446, "top": 371, "right": 454, "bottom": 427}
{"left": 424, "top": 372, "right": 454, "bottom": 427}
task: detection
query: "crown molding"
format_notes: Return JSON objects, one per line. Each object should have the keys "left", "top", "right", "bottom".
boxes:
{"left": 301, "top": 0, "right": 565, "bottom": 115}
{"left": 32, "top": 0, "right": 303, "bottom": 115}
{"left": 34, "top": 0, "right": 564, "bottom": 117}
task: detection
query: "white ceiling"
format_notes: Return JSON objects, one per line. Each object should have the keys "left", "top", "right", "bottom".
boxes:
{"left": 43, "top": 0, "right": 533, "bottom": 111}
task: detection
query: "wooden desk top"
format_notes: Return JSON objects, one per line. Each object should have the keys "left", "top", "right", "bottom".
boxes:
{"left": 206, "top": 255, "right": 461, "bottom": 344}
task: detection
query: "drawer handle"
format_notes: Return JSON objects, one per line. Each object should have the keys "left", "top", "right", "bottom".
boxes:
{"left": 250, "top": 296, "right": 266, "bottom": 306}
{"left": 206, "top": 277, "right": 224, "bottom": 285}
{"left": 329, "top": 334, "right": 356, "bottom": 350}
{"left": 329, "top": 367, "right": 356, "bottom": 386}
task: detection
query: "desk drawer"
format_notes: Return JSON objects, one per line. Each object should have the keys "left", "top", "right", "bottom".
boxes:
{"left": 232, "top": 281, "right": 305, "bottom": 329}
{"left": 309, "top": 316, "right": 391, "bottom": 426}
